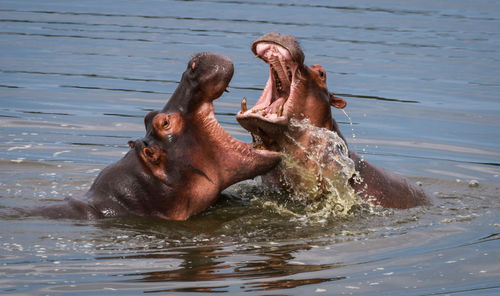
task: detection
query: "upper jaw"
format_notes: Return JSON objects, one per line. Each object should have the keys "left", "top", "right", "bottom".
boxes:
{"left": 236, "top": 41, "right": 300, "bottom": 136}
{"left": 163, "top": 53, "right": 233, "bottom": 114}
{"left": 206, "top": 59, "right": 234, "bottom": 101}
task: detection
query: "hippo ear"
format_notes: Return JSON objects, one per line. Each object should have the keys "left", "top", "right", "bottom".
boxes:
{"left": 329, "top": 93, "right": 346, "bottom": 109}
{"left": 141, "top": 146, "right": 168, "bottom": 181}
{"left": 143, "top": 147, "right": 161, "bottom": 165}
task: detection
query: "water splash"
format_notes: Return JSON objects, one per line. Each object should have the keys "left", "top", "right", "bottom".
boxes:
{"left": 255, "top": 119, "right": 373, "bottom": 223}
{"left": 342, "top": 109, "right": 356, "bottom": 140}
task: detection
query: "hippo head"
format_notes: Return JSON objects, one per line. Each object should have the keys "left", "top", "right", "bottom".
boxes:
{"left": 128, "top": 52, "right": 281, "bottom": 220}
{"left": 237, "top": 32, "right": 347, "bottom": 150}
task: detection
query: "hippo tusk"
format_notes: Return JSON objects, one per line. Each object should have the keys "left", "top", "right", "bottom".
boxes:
{"left": 241, "top": 97, "right": 247, "bottom": 113}
{"left": 277, "top": 104, "right": 284, "bottom": 117}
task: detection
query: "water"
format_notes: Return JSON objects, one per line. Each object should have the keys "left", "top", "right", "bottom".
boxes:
{"left": 1, "top": 0, "right": 499, "bottom": 295}
{"left": 264, "top": 118, "right": 367, "bottom": 220}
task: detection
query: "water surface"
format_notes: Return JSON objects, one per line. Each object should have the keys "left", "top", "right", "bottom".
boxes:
{"left": 1, "top": 0, "right": 499, "bottom": 295}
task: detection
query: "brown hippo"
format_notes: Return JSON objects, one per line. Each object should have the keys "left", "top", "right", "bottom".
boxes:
{"left": 237, "top": 33, "right": 432, "bottom": 209}
{"left": 31, "top": 52, "right": 280, "bottom": 220}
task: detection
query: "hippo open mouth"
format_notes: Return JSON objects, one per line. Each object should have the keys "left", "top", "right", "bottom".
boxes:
{"left": 237, "top": 33, "right": 305, "bottom": 151}
{"left": 157, "top": 52, "right": 281, "bottom": 190}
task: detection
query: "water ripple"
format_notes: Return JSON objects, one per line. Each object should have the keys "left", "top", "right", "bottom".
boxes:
{"left": 0, "top": 69, "right": 178, "bottom": 84}
{"left": 59, "top": 85, "right": 170, "bottom": 95}
{"left": 3, "top": 5, "right": 498, "bottom": 21}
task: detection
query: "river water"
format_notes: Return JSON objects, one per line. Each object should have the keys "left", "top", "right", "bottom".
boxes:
{"left": 1, "top": 0, "right": 499, "bottom": 295}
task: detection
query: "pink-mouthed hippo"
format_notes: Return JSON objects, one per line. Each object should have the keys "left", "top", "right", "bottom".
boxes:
{"left": 237, "top": 33, "right": 432, "bottom": 209}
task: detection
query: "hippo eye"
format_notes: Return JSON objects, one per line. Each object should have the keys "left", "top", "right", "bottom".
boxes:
{"left": 162, "top": 119, "right": 170, "bottom": 128}
{"left": 319, "top": 70, "right": 325, "bottom": 78}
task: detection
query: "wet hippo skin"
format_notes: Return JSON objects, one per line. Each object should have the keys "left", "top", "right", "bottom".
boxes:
{"left": 31, "top": 52, "right": 281, "bottom": 220}
{"left": 237, "top": 33, "right": 432, "bottom": 209}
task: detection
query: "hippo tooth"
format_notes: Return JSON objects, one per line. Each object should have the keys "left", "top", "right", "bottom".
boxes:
{"left": 277, "top": 104, "right": 284, "bottom": 117}
{"left": 241, "top": 97, "right": 247, "bottom": 113}
{"left": 269, "top": 55, "right": 289, "bottom": 86}
{"left": 278, "top": 54, "right": 291, "bottom": 84}
{"left": 262, "top": 109, "right": 267, "bottom": 116}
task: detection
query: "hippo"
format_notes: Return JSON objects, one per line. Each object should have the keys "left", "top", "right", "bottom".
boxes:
{"left": 31, "top": 52, "right": 281, "bottom": 220}
{"left": 237, "top": 33, "right": 432, "bottom": 209}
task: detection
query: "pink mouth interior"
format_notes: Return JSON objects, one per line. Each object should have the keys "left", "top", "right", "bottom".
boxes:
{"left": 241, "top": 42, "right": 298, "bottom": 119}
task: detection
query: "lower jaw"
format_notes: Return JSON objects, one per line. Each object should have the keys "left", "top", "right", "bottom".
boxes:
{"left": 237, "top": 99, "right": 292, "bottom": 153}
{"left": 237, "top": 113, "right": 288, "bottom": 136}
{"left": 252, "top": 132, "right": 281, "bottom": 152}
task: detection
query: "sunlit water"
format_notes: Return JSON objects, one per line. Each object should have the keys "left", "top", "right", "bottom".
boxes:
{"left": 1, "top": 0, "right": 499, "bottom": 295}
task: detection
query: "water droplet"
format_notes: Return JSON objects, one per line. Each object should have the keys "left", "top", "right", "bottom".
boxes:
{"left": 468, "top": 180, "right": 479, "bottom": 187}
